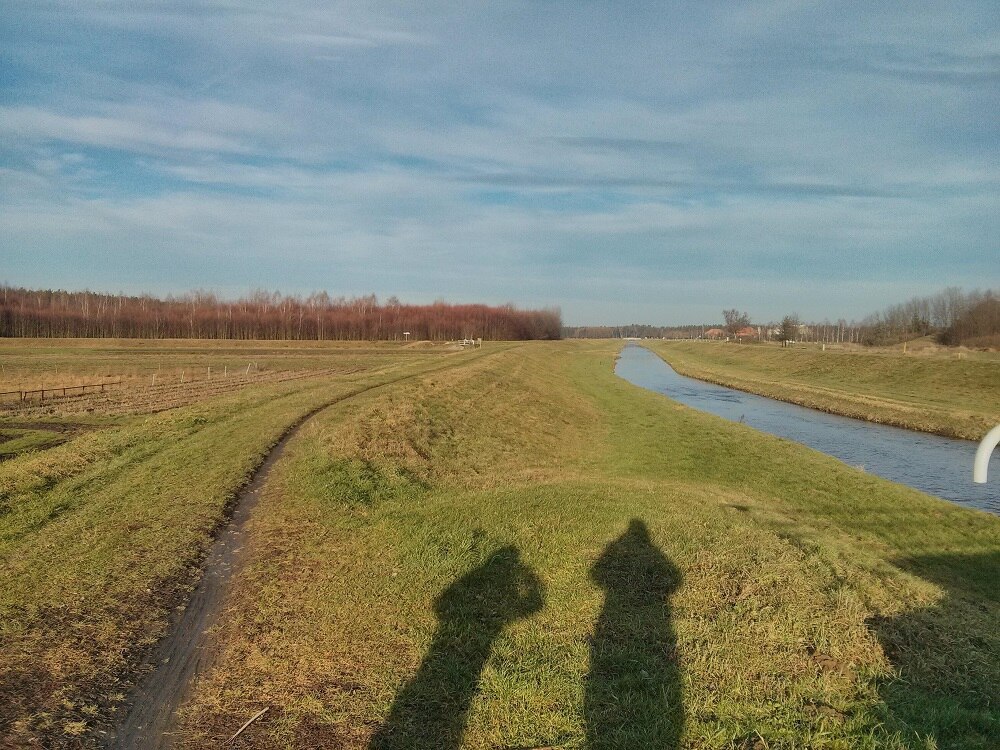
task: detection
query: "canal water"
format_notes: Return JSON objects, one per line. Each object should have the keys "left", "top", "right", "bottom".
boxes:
{"left": 615, "top": 344, "right": 1000, "bottom": 515}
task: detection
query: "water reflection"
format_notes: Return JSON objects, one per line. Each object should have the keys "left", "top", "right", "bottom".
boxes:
{"left": 615, "top": 344, "right": 999, "bottom": 514}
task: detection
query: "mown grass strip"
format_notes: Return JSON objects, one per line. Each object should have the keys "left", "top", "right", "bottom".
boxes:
{"left": 645, "top": 341, "right": 1000, "bottom": 440}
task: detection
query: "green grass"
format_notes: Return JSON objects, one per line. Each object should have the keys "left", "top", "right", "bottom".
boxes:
{"left": 0, "top": 345, "right": 473, "bottom": 746}
{"left": 0, "top": 427, "right": 73, "bottom": 459}
{"left": 167, "top": 341, "right": 999, "bottom": 749}
{"left": 644, "top": 341, "right": 1000, "bottom": 440}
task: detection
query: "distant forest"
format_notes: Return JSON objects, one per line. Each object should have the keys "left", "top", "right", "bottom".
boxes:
{"left": 4, "top": 285, "right": 995, "bottom": 347}
{"left": 858, "top": 287, "right": 998, "bottom": 348}
{"left": 0, "top": 287, "right": 562, "bottom": 341}
{"left": 563, "top": 287, "right": 1000, "bottom": 348}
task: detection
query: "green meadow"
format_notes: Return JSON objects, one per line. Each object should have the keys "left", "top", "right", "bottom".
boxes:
{"left": 1, "top": 340, "right": 997, "bottom": 748}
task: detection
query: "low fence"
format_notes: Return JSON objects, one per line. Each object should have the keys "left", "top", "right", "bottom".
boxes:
{"left": 0, "top": 379, "right": 123, "bottom": 404}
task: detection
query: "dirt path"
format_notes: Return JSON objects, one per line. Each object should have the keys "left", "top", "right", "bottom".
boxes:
{"left": 106, "top": 353, "right": 493, "bottom": 749}
{"left": 107, "top": 377, "right": 395, "bottom": 749}
{"left": 108, "top": 410, "right": 310, "bottom": 749}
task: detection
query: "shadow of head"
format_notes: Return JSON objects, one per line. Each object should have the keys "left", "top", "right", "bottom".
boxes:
{"left": 434, "top": 545, "right": 544, "bottom": 624}
{"left": 591, "top": 519, "right": 682, "bottom": 599}
{"left": 890, "top": 550, "right": 1000, "bottom": 604}
{"left": 866, "top": 551, "right": 1000, "bottom": 744}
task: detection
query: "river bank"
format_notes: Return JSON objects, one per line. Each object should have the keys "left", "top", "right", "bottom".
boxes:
{"left": 646, "top": 340, "right": 1000, "bottom": 440}
{"left": 617, "top": 344, "right": 999, "bottom": 513}
{"left": 170, "top": 342, "right": 999, "bottom": 749}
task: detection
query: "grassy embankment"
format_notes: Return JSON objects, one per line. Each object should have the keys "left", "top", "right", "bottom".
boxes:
{"left": 169, "top": 341, "right": 998, "bottom": 749}
{"left": 0, "top": 342, "right": 475, "bottom": 747}
{"left": 645, "top": 341, "right": 1000, "bottom": 441}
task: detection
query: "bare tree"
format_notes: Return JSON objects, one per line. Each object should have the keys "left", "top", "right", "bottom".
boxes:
{"left": 722, "top": 309, "right": 751, "bottom": 337}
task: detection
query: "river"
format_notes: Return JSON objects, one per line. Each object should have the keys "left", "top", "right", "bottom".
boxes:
{"left": 615, "top": 344, "right": 1000, "bottom": 515}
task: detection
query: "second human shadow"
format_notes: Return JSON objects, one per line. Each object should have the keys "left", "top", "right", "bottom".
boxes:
{"left": 586, "top": 519, "right": 684, "bottom": 749}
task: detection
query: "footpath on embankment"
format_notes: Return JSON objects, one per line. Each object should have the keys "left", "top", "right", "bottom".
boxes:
{"left": 110, "top": 351, "right": 502, "bottom": 749}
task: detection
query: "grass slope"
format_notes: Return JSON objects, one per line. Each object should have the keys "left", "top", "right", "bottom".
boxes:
{"left": 0, "top": 349, "right": 470, "bottom": 747}
{"left": 174, "top": 341, "right": 999, "bottom": 749}
{"left": 645, "top": 341, "right": 1000, "bottom": 440}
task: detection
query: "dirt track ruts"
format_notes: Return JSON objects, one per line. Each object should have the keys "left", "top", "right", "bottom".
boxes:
{"left": 106, "top": 352, "right": 493, "bottom": 749}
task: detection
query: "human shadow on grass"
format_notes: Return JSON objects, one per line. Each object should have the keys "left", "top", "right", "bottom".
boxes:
{"left": 867, "top": 551, "right": 1000, "bottom": 748}
{"left": 369, "top": 546, "right": 543, "bottom": 750}
{"left": 586, "top": 519, "right": 683, "bottom": 749}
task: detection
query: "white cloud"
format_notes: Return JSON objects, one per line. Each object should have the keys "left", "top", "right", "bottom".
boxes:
{"left": 2, "top": 1, "right": 996, "bottom": 321}
{"left": 1, "top": 106, "right": 253, "bottom": 155}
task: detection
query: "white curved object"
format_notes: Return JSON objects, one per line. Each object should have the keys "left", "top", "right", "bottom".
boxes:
{"left": 973, "top": 424, "right": 1000, "bottom": 484}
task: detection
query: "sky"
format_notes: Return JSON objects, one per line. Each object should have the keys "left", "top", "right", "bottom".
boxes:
{"left": 1, "top": 1, "right": 997, "bottom": 325}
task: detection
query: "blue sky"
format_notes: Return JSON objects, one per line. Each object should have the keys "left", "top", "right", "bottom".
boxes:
{"left": 1, "top": 1, "right": 996, "bottom": 325}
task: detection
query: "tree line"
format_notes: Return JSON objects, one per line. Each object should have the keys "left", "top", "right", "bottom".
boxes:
{"left": 563, "top": 287, "right": 999, "bottom": 348}
{"left": 561, "top": 321, "right": 854, "bottom": 341}
{"left": 562, "top": 324, "right": 708, "bottom": 340}
{"left": 857, "top": 287, "right": 999, "bottom": 347}
{"left": 0, "top": 287, "right": 562, "bottom": 341}
{"left": 772, "top": 288, "right": 998, "bottom": 347}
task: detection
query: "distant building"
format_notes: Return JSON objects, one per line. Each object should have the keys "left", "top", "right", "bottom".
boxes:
{"left": 735, "top": 326, "right": 757, "bottom": 339}
{"left": 705, "top": 328, "right": 725, "bottom": 339}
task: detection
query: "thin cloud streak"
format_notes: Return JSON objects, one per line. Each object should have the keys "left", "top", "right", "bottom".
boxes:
{"left": 452, "top": 173, "right": 896, "bottom": 199}
{"left": 1, "top": 106, "right": 253, "bottom": 155}
{"left": 546, "top": 137, "right": 688, "bottom": 154}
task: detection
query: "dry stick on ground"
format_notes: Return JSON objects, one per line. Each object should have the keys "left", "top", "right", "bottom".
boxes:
{"left": 227, "top": 707, "right": 269, "bottom": 744}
